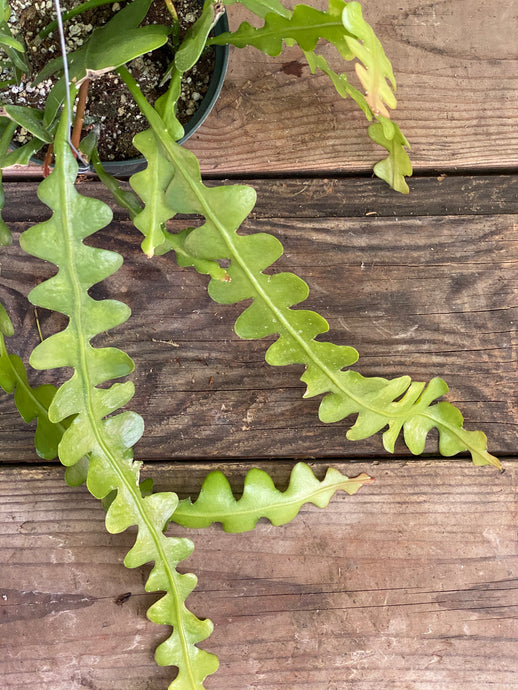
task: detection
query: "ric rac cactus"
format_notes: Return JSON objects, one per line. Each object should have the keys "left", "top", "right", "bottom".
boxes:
{"left": 20, "top": 115, "right": 219, "bottom": 687}
{"left": 0, "top": 0, "right": 501, "bottom": 688}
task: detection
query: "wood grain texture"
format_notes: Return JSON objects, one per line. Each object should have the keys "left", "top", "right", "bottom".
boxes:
{"left": 1, "top": 3, "right": 516, "bottom": 684}
{"left": 178, "top": 0, "right": 518, "bottom": 175}
{"left": 3, "top": 175, "right": 518, "bottom": 221}
{"left": 1, "top": 459, "right": 516, "bottom": 689}
{"left": 0, "top": 177, "right": 516, "bottom": 462}
{"left": 3, "top": 0, "right": 517, "bottom": 179}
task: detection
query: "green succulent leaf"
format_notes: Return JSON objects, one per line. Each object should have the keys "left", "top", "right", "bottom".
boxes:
{"left": 156, "top": 227, "right": 231, "bottom": 282}
{"left": 304, "top": 49, "right": 372, "bottom": 118}
{"left": 130, "top": 129, "right": 176, "bottom": 255}
{"left": 18, "top": 114, "right": 219, "bottom": 688}
{"left": 0, "top": 27, "right": 24, "bottom": 52}
{"left": 0, "top": 302, "right": 64, "bottom": 459}
{"left": 123, "top": 67, "right": 184, "bottom": 255}
{"left": 0, "top": 218, "right": 10, "bottom": 246}
{"left": 210, "top": 0, "right": 353, "bottom": 57}
{"left": 0, "top": 19, "right": 29, "bottom": 75}
{"left": 342, "top": 0, "right": 397, "bottom": 118}
{"left": 1, "top": 136, "right": 46, "bottom": 167}
{"left": 1, "top": 104, "right": 53, "bottom": 143}
{"left": 223, "top": 0, "right": 291, "bottom": 19}
{"left": 171, "top": 462, "right": 373, "bottom": 532}
{"left": 0, "top": 118, "right": 17, "bottom": 245}
{"left": 83, "top": 23, "right": 170, "bottom": 75}
{"left": 91, "top": 126, "right": 228, "bottom": 280}
{"left": 0, "top": 300, "right": 12, "bottom": 336}
{"left": 89, "top": 145, "right": 144, "bottom": 220}
{"left": 175, "top": 0, "right": 220, "bottom": 73}
{"left": 369, "top": 117, "right": 412, "bottom": 194}
{"left": 65, "top": 454, "right": 90, "bottom": 487}
{"left": 212, "top": 0, "right": 410, "bottom": 192}
{"left": 4, "top": 46, "right": 27, "bottom": 75}
{"left": 303, "top": 51, "right": 411, "bottom": 192}
{"left": 121, "top": 69, "right": 500, "bottom": 470}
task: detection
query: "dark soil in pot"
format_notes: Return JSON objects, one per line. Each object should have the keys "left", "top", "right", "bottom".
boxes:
{"left": 3, "top": 0, "right": 223, "bottom": 161}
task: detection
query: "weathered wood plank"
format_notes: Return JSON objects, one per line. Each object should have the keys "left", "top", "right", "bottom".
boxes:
{"left": 3, "top": 0, "right": 517, "bottom": 179}
{"left": 0, "top": 177, "right": 516, "bottom": 462}
{"left": 1, "top": 459, "right": 516, "bottom": 688}
{"left": 3, "top": 175, "right": 518, "bottom": 221}
{"left": 192, "top": 0, "right": 518, "bottom": 175}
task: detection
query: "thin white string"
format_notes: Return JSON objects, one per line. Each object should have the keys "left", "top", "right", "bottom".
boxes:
{"left": 52, "top": 0, "right": 90, "bottom": 169}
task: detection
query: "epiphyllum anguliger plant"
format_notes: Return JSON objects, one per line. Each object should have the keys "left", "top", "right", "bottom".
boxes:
{"left": 0, "top": 0, "right": 500, "bottom": 687}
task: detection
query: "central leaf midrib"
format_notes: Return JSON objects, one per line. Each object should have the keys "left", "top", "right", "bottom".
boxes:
{"left": 163, "top": 140, "right": 489, "bottom": 464}
{"left": 170, "top": 150, "right": 401, "bottom": 422}
{"left": 56, "top": 146, "right": 198, "bottom": 689}
{"left": 212, "top": 17, "right": 345, "bottom": 45}
{"left": 174, "top": 478, "right": 361, "bottom": 525}
{"left": 117, "top": 65, "right": 491, "bottom": 467}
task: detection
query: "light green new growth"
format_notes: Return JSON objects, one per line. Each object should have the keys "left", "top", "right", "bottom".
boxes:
{"left": 18, "top": 115, "right": 219, "bottom": 690}
{"left": 341, "top": 1, "right": 396, "bottom": 118}
{"left": 369, "top": 116, "right": 413, "bottom": 194}
{"left": 211, "top": 0, "right": 412, "bottom": 191}
{"left": 171, "top": 462, "right": 373, "bottom": 532}
{"left": 302, "top": 50, "right": 412, "bottom": 193}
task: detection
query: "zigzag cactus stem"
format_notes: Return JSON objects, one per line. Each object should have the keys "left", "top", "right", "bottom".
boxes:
{"left": 19, "top": 114, "right": 219, "bottom": 689}
{"left": 117, "top": 66, "right": 500, "bottom": 471}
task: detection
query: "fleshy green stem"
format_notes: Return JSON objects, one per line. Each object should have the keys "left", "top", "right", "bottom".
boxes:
{"left": 0, "top": 119, "right": 17, "bottom": 245}
{"left": 0, "top": 332, "right": 65, "bottom": 434}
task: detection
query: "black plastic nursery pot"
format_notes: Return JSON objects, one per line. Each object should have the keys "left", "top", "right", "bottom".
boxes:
{"left": 100, "top": 12, "right": 230, "bottom": 178}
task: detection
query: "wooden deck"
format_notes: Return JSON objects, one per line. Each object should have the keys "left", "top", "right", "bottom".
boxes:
{"left": 1, "top": 1, "right": 517, "bottom": 688}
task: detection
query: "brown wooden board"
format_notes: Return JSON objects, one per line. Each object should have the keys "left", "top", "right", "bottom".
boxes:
{"left": 1, "top": 459, "right": 516, "bottom": 689}
{"left": 3, "top": 0, "right": 517, "bottom": 179}
{"left": 3, "top": 175, "right": 518, "bottom": 221}
{"left": 0, "top": 176, "right": 516, "bottom": 463}
{"left": 176, "top": 0, "right": 518, "bottom": 175}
